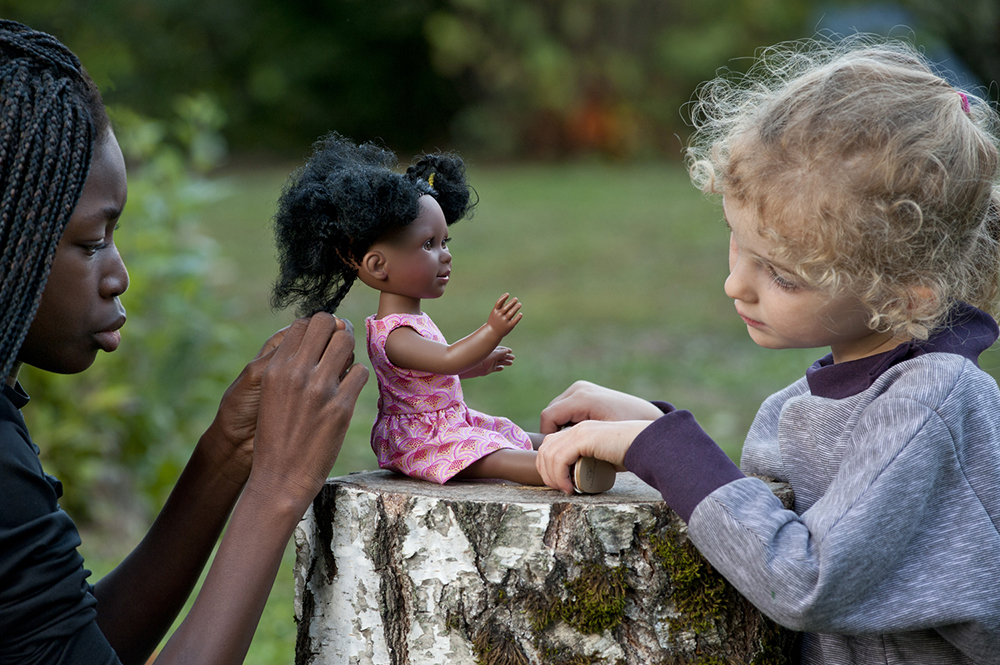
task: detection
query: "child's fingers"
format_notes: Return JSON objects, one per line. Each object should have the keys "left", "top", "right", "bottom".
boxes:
{"left": 536, "top": 432, "right": 578, "bottom": 494}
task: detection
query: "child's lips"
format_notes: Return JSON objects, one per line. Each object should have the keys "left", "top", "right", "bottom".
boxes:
{"left": 737, "top": 308, "right": 766, "bottom": 329}
{"left": 437, "top": 272, "right": 450, "bottom": 283}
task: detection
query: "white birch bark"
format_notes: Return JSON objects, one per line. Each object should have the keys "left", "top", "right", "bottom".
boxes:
{"left": 294, "top": 471, "right": 794, "bottom": 665}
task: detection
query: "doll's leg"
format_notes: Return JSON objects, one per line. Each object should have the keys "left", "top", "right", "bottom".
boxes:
{"left": 455, "top": 449, "right": 544, "bottom": 485}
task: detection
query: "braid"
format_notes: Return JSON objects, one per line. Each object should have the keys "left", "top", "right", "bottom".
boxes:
{"left": 0, "top": 21, "right": 103, "bottom": 379}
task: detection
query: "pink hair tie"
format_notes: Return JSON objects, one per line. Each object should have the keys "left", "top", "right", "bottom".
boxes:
{"left": 958, "top": 92, "right": 971, "bottom": 114}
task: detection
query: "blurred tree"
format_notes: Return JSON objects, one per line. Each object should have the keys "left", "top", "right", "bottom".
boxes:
{"left": 0, "top": 0, "right": 463, "bottom": 155}
{"left": 896, "top": 0, "right": 999, "bottom": 98}
{"left": 21, "top": 96, "right": 242, "bottom": 527}
{"left": 423, "top": 0, "right": 812, "bottom": 159}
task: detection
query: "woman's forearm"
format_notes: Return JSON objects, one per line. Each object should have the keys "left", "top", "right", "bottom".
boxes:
{"left": 92, "top": 426, "right": 248, "bottom": 665}
{"left": 152, "top": 479, "right": 307, "bottom": 665}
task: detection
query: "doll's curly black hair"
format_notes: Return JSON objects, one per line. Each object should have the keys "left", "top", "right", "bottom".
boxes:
{"left": 271, "top": 132, "right": 476, "bottom": 316}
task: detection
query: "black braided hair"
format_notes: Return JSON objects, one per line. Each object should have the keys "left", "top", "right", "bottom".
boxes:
{"left": 271, "top": 132, "right": 476, "bottom": 316}
{"left": 0, "top": 20, "right": 109, "bottom": 380}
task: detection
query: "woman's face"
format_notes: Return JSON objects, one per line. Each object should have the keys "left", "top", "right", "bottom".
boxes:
{"left": 17, "top": 129, "right": 129, "bottom": 375}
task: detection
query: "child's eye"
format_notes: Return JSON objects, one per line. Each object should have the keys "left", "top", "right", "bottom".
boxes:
{"left": 442, "top": 237, "right": 451, "bottom": 248}
{"left": 768, "top": 265, "right": 798, "bottom": 291}
{"left": 80, "top": 242, "right": 108, "bottom": 256}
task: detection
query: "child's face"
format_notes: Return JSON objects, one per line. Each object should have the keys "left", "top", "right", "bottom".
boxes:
{"left": 723, "top": 196, "right": 906, "bottom": 363}
{"left": 377, "top": 195, "right": 452, "bottom": 300}
{"left": 17, "top": 129, "right": 129, "bottom": 375}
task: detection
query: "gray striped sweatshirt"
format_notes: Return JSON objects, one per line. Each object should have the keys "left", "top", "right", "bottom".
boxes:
{"left": 625, "top": 303, "right": 1000, "bottom": 663}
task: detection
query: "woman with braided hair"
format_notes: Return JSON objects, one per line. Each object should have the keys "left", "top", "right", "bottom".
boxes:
{"left": 0, "top": 20, "right": 368, "bottom": 664}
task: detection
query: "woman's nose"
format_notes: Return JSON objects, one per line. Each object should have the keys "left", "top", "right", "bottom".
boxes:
{"left": 101, "top": 245, "right": 129, "bottom": 298}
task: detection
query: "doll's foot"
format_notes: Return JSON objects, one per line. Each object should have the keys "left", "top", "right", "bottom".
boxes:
{"left": 572, "top": 457, "right": 616, "bottom": 494}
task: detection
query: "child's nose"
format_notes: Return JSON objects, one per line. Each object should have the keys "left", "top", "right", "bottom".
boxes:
{"left": 724, "top": 259, "right": 754, "bottom": 303}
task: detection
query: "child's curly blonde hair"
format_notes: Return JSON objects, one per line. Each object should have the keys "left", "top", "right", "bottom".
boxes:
{"left": 687, "top": 35, "right": 1000, "bottom": 340}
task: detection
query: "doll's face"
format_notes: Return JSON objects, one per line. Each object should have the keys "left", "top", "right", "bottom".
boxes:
{"left": 364, "top": 195, "right": 452, "bottom": 301}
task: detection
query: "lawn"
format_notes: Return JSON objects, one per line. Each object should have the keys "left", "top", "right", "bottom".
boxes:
{"left": 83, "top": 158, "right": 1000, "bottom": 663}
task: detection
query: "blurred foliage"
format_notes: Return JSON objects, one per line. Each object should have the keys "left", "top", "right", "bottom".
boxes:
{"left": 21, "top": 95, "right": 241, "bottom": 526}
{"left": 1, "top": 0, "right": 994, "bottom": 159}
{"left": 894, "top": 0, "right": 999, "bottom": 96}
{"left": 0, "top": 0, "right": 461, "bottom": 155}
{"left": 424, "top": 0, "right": 810, "bottom": 158}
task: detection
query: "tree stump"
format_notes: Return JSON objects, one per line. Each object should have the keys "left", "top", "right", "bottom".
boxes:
{"left": 294, "top": 470, "right": 796, "bottom": 665}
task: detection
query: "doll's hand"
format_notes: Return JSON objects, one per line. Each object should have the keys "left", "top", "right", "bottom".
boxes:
{"left": 535, "top": 420, "right": 649, "bottom": 494}
{"left": 539, "top": 380, "right": 664, "bottom": 434}
{"left": 486, "top": 293, "right": 523, "bottom": 338}
{"left": 459, "top": 345, "right": 515, "bottom": 379}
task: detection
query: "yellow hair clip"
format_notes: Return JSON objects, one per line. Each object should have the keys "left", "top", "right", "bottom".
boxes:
{"left": 428, "top": 173, "right": 435, "bottom": 188}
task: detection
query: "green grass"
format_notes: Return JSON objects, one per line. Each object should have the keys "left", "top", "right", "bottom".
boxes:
{"left": 81, "top": 159, "right": 1000, "bottom": 663}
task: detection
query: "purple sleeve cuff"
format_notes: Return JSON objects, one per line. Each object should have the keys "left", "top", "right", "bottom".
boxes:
{"left": 624, "top": 409, "right": 744, "bottom": 523}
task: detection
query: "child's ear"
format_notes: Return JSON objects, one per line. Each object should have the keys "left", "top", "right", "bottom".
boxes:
{"left": 907, "top": 284, "right": 939, "bottom": 317}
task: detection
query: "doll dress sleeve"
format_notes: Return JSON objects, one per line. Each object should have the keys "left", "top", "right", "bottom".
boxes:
{"left": 365, "top": 312, "right": 532, "bottom": 484}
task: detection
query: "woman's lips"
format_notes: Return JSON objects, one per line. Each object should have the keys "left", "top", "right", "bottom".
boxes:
{"left": 95, "top": 314, "right": 126, "bottom": 352}
{"left": 94, "top": 329, "right": 121, "bottom": 352}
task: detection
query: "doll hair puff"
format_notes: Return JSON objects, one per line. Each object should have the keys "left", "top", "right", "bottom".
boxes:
{"left": 271, "top": 132, "right": 476, "bottom": 316}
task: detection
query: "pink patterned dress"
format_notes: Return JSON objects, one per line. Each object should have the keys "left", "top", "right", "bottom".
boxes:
{"left": 366, "top": 312, "right": 533, "bottom": 484}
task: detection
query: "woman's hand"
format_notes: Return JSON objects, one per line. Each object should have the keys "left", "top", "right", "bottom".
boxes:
{"left": 539, "top": 380, "right": 664, "bottom": 433}
{"left": 247, "top": 313, "right": 368, "bottom": 506}
{"left": 201, "top": 325, "right": 292, "bottom": 487}
{"left": 485, "top": 293, "right": 522, "bottom": 338}
{"left": 536, "top": 420, "right": 650, "bottom": 494}
{"left": 459, "top": 345, "right": 515, "bottom": 379}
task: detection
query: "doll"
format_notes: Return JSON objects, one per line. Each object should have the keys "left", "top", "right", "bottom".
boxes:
{"left": 272, "top": 133, "right": 615, "bottom": 492}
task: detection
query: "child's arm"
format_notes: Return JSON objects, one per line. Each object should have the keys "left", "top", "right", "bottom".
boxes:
{"left": 386, "top": 293, "right": 522, "bottom": 375}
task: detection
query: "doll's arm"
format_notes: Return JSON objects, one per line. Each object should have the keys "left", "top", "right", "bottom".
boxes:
{"left": 458, "top": 345, "right": 515, "bottom": 379}
{"left": 386, "top": 293, "right": 522, "bottom": 375}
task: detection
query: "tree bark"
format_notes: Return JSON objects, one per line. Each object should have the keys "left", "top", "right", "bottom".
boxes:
{"left": 294, "top": 471, "right": 796, "bottom": 665}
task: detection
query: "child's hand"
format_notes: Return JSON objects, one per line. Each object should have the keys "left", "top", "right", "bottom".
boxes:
{"left": 539, "top": 380, "right": 665, "bottom": 434}
{"left": 486, "top": 293, "right": 523, "bottom": 338}
{"left": 535, "top": 420, "right": 649, "bottom": 494}
{"left": 459, "top": 345, "right": 515, "bottom": 379}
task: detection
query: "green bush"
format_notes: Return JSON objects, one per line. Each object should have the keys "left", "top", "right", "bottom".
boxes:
{"left": 22, "top": 95, "right": 242, "bottom": 526}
